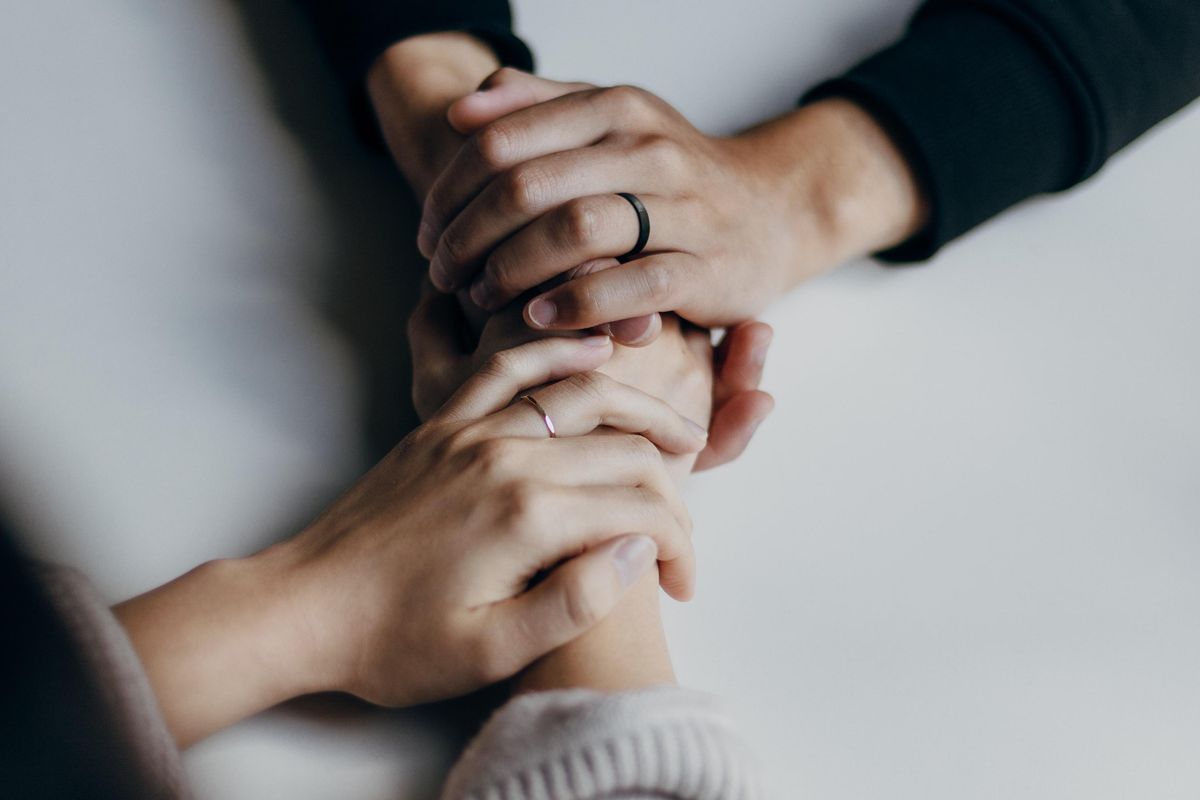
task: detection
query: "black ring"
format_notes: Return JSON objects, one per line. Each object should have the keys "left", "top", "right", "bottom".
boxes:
{"left": 616, "top": 192, "right": 650, "bottom": 262}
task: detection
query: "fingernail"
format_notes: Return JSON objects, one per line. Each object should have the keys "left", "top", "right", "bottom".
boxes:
{"left": 685, "top": 418, "right": 709, "bottom": 440}
{"left": 527, "top": 297, "right": 557, "bottom": 328}
{"left": 751, "top": 343, "right": 770, "bottom": 368}
{"left": 580, "top": 335, "right": 611, "bottom": 347}
{"left": 418, "top": 221, "right": 436, "bottom": 257}
{"left": 610, "top": 315, "right": 652, "bottom": 342}
{"left": 429, "top": 254, "right": 450, "bottom": 291}
{"left": 612, "top": 536, "right": 656, "bottom": 587}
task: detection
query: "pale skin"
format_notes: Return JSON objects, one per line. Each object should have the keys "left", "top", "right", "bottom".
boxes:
{"left": 407, "top": 291, "right": 717, "bottom": 692}
{"left": 116, "top": 335, "right": 706, "bottom": 746}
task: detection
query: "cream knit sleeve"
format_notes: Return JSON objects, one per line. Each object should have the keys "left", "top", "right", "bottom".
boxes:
{"left": 35, "top": 564, "right": 191, "bottom": 800}
{"left": 440, "top": 686, "right": 762, "bottom": 800}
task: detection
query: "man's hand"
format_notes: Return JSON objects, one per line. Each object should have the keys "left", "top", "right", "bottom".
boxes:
{"left": 418, "top": 69, "right": 927, "bottom": 338}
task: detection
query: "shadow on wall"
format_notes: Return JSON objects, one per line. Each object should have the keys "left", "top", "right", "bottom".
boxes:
{"left": 230, "top": 0, "right": 426, "bottom": 463}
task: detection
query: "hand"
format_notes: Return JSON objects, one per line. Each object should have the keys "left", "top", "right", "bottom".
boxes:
{"left": 418, "top": 69, "right": 927, "bottom": 338}
{"left": 365, "top": 32, "right": 505, "bottom": 199}
{"left": 410, "top": 290, "right": 774, "bottom": 472}
{"left": 117, "top": 335, "right": 704, "bottom": 745}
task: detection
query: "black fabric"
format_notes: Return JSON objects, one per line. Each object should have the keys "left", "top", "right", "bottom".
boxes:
{"left": 296, "top": 0, "right": 533, "bottom": 91}
{"left": 0, "top": 520, "right": 147, "bottom": 799}
{"left": 808, "top": 0, "right": 1200, "bottom": 261}
{"left": 296, "top": 1, "right": 1200, "bottom": 262}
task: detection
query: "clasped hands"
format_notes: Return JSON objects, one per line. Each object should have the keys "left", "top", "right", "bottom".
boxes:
{"left": 121, "top": 43, "right": 806, "bottom": 749}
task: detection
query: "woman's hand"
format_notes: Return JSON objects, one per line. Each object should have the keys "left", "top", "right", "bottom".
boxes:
{"left": 411, "top": 290, "right": 774, "bottom": 473}
{"left": 117, "top": 334, "right": 704, "bottom": 746}
{"left": 418, "top": 69, "right": 927, "bottom": 338}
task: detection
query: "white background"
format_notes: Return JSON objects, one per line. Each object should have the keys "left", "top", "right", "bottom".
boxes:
{"left": 2, "top": 1, "right": 1198, "bottom": 798}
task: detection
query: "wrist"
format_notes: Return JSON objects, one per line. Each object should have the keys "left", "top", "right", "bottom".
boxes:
{"left": 515, "top": 569, "right": 675, "bottom": 695}
{"left": 114, "top": 545, "right": 322, "bottom": 746}
{"left": 735, "top": 98, "right": 929, "bottom": 283}
{"left": 366, "top": 32, "right": 501, "bottom": 199}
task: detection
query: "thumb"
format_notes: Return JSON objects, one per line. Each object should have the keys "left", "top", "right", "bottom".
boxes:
{"left": 447, "top": 68, "right": 594, "bottom": 134}
{"left": 493, "top": 535, "right": 656, "bottom": 664}
{"left": 693, "top": 389, "right": 774, "bottom": 472}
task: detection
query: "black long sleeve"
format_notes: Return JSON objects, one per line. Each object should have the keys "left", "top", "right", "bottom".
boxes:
{"left": 807, "top": 0, "right": 1200, "bottom": 261}
{"left": 296, "top": 0, "right": 532, "bottom": 91}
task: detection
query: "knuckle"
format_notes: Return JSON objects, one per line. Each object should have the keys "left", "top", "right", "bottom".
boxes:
{"left": 495, "top": 481, "right": 543, "bottom": 531}
{"left": 429, "top": 424, "right": 473, "bottom": 464}
{"left": 641, "top": 261, "right": 675, "bottom": 303}
{"left": 471, "top": 438, "right": 519, "bottom": 478}
{"left": 443, "top": 425, "right": 480, "bottom": 455}
{"left": 556, "top": 280, "right": 603, "bottom": 321}
{"left": 604, "top": 84, "right": 652, "bottom": 118}
{"left": 475, "top": 123, "right": 517, "bottom": 170}
{"left": 438, "top": 225, "right": 471, "bottom": 268}
{"left": 558, "top": 198, "right": 603, "bottom": 247}
{"left": 640, "top": 133, "right": 687, "bottom": 175}
{"left": 478, "top": 349, "right": 517, "bottom": 380}
{"left": 568, "top": 370, "right": 611, "bottom": 403}
{"left": 483, "top": 252, "right": 517, "bottom": 294}
{"left": 502, "top": 166, "right": 551, "bottom": 216}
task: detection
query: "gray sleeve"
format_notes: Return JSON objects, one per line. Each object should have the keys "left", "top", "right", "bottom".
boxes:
{"left": 440, "top": 686, "right": 762, "bottom": 800}
{"left": 35, "top": 564, "right": 191, "bottom": 800}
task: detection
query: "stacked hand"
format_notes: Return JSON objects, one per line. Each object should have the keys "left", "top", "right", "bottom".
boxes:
{"left": 119, "top": 334, "right": 704, "bottom": 745}
{"left": 413, "top": 68, "right": 924, "bottom": 345}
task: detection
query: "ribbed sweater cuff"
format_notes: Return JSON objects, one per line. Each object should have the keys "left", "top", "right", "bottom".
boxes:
{"left": 440, "top": 686, "right": 761, "bottom": 800}
{"left": 35, "top": 565, "right": 189, "bottom": 800}
{"left": 805, "top": 2, "right": 1085, "bottom": 261}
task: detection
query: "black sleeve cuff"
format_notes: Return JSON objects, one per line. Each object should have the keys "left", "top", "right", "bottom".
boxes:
{"left": 299, "top": 1, "right": 533, "bottom": 90}
{"left": 297, "top": 1, "right": 534, "bottom": 149}
{"left": 804, "top": 3, "right": 1086, "bottom": 262}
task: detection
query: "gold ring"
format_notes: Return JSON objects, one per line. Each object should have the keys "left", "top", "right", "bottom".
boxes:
{"left": 519, "top": 394, "right": 557, "bottom": 438}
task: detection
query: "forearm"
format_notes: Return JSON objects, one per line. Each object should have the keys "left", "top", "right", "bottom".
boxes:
{"left": 113, "top": 546, "right": 322, "bottom": 748}
{"left": 732, "top": 97, "right": 929, "bottom": 285}
{"left": 366, "top": 32, "right": 500, "bottom": 200}
{"left": 516, "top": 569, "right": 675, "bottom": 694}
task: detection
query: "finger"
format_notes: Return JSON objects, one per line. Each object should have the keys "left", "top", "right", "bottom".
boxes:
{"left": 467, "top": 192, "right": 683, "bottom": 310}
{"left": 447, "top": 69, "right": 593, "bottom": 134}
{"left": 693, "top": 390, "right": 774, "bottom": 472}
{"left": 524, "top": 253, "right": 700, "bottom": 332}
{"left": 478, "top": 370, "right": 708, "bottom": 454}
{"left": 421, "top": 85, "right": 663, "bottom": 259}
{"left": 437, "top": 336, "right": 613, "bottom": 422}
{"left": 605, "top": 314, "right": 662, "bottom": 347}
{"left": 429, "top": 144, "right": 677, "bottom": 293}
{"left": 482, "top": 434, "right": 689, "bottom": 531}
{"left": 518, "top": 485, "right": 695, "bottom": 600}
{"left": 485, "top": 534, "right": 657, "bottom": 673}
{"left": 422, "top": 87, "right": 612, "bottom": 259}
{"left": 713, "top": 321, "right": 774, "bottom": 407}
